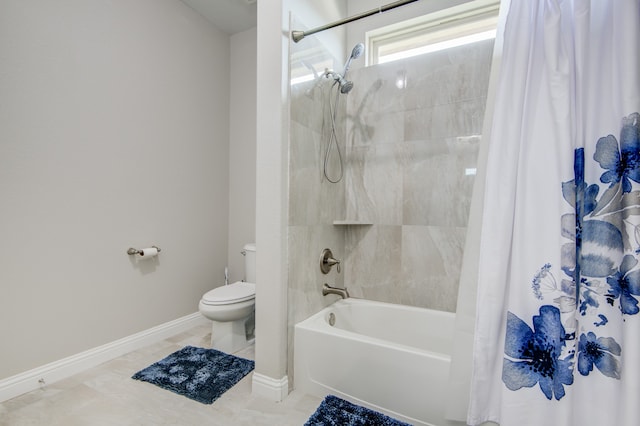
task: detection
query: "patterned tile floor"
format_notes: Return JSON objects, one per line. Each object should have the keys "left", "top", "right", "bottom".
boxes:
{"left": 0, "top": 324, "right": 322, "bottom": 425}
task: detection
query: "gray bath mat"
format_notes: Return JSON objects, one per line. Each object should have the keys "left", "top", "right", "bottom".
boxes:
{"left": 131, "top": 345, "right": 254, "bottom": 404}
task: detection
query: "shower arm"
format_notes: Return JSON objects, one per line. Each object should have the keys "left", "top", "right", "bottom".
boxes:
{"left": 291, "top": 0, "right": 420, "bottom": 43}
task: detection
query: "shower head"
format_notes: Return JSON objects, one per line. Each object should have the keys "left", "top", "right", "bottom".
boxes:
{"left": 351, "top": 42, "right": 365, "bottom": 59}
{"left": 342, "top": 42, "right": 365, "bottom": 77}
{"left": 322, "top": 43, "right": 363, "bottom": 95}
{"left": 325, "top": 71, "right": 354, "bottom": 94}
{"left": 339, "top": 79, "right": 354, "bottom": 94}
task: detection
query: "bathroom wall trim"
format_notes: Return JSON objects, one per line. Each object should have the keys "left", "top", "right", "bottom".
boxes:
{"left": 0, "top": 313, "right": 208, "bottom": 403}
{"left": 251, "top": 372, "right": 289, "bottom": 402}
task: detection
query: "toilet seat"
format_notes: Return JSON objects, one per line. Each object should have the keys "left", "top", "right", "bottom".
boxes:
{"left": 201, "top": 281, "right": 255, "bottom": 306}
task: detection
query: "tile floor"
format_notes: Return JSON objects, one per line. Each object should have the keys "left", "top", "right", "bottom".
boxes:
{"left": 0, "top": 324, "right": 323, "bottom": 426}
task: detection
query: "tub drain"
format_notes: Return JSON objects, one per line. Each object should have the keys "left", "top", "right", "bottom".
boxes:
{"left": 328, "top": 312, "right": 336, "bottom": 326}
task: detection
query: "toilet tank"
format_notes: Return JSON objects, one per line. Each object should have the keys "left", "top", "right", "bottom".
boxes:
{"left": 243, "top": 243, "right": 256, "bottom": 283}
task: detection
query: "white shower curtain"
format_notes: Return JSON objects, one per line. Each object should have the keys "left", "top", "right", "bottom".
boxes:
{"left": 469, "top": 1, "right": 640, "bottom": 425}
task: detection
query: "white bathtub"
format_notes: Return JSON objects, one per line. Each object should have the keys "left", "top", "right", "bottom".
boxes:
{"left": 294, "top": 298, "right": 464, "bottom": 426}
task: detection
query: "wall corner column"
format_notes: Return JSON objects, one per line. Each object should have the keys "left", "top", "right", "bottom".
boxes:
{"left": 253, "top": 0, "right": 290, "bottom": 401}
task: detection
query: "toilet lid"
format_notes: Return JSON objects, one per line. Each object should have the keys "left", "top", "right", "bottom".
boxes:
{"left": 201, "top": 281, "right": 255, "bottom": 305}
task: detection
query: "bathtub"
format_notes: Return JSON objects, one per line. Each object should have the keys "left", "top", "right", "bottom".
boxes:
{"left": 294, "top": 298, "right": 464, "bottom": 426}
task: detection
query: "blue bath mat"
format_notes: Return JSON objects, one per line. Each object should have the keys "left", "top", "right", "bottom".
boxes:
{"left": 131, "top": 345, "right": 254, "bottom": 404}
{"left": 305, "top": 395, "right": 411, "bottom": 426}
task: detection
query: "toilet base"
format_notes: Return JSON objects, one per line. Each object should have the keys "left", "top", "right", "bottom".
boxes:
{"left": 210, "top": 315, "right": 254, "bottom": 354}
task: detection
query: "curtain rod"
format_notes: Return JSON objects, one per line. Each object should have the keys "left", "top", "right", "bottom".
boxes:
{"left": 291, "top": 0, "right": 421, "bottom": 43}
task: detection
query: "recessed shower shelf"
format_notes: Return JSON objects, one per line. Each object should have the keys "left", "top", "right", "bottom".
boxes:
{"left": 332, "top": 220, "right": 373, "bottom": 226}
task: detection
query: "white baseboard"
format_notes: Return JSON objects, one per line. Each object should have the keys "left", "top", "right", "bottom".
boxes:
{"left": 252, "top": 373, "right": 289, "bottom": 402}
{"left": 0, "top": 312, "right": 208, "bottom": 403}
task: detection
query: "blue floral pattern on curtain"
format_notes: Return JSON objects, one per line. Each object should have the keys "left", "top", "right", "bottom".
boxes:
{"left": 502, "top": 112, "right": 640, "bottom": 400}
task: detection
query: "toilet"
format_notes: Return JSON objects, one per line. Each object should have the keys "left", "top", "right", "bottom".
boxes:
{"left": 198, "top": 243, "right": 256, "bottom": 353}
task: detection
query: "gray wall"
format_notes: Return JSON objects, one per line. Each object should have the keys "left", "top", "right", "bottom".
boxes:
{"left": 0, "top": 0, "right": 230, "bottom": 380}
{"left": 228, "top": 27, "right": 257, "bottom": 282}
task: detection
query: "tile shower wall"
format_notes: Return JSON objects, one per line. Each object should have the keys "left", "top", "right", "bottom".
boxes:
{"left": 343, "top": 39, "right": 494, "bottom": 311}
{"left": 287, "top": 36, "right": 493, "bottom": 387}
{"left": 287, "top": 28, "right": 346, "bottom": 388}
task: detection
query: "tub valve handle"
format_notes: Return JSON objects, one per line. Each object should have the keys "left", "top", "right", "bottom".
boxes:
{"left": 320, "top": 248, "right": 341, "bottom": 274}
{"left": 327, "top": 258, "right": 341, "bottom": 273}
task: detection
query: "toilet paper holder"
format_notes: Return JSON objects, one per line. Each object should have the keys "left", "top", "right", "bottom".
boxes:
{"left": 127, "top": 246, "right": 161, "bottom": 256}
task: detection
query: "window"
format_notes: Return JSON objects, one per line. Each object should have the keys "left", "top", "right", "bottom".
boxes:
{"left": 367, "top": 2, "right": 499, "bottom": 66}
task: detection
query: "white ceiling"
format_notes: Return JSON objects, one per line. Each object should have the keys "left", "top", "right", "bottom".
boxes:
{"left": 182, "top": 0, "right": 257, "bottom": 35}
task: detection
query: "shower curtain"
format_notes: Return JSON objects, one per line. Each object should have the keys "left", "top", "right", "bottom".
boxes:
{"left": 469, "top": 1, "right": 640, "bottom": 425}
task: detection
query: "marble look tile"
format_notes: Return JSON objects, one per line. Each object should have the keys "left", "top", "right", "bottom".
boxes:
{"left": 402, "top": 39, "right": 494, "bottom": 111}
{"left": 1, "top": 326, "right": 323, "bottom": 426}
{"left": 400, "top": 225, "right": 466, "bottom": 311}
{"left": 347, "top": 39, "right": 492, "bottom": 115}
{"left": 289, "top": 122, "right": 324, "bottom": 225}
{"left": 1, "top": 383, "right": 104, "bottom": 426}
{"left": 286, "top": 19, "right": 493, "bottom": 352}
{"left": 399, "top": 276, "right": 459, "bottom": 312}
{"left": 0, "top": 384, "right": 64, "bottom": 415}
{"left": 348, "top": 67, "right": 402, "bottom": 117}
{"left": 344, "top": 225, "right": 402, "bottom": 302}
{"left": 345, "top": 144, "right": 403, "bottom": 225}
{"left": 287, "top": 225, "right": 345, "bottom": 312}
{"left": 403, "top": 137, "right": 479, "bottom": 227}
{"left": 287, "top": 224, "right": 345, "bottom": 387}
{"left": 287, "top": 19, "right": 349, "bottom": 385}
{"left": 349, "top": 110, "right": 404, "bottom": 146}
{"left": 290, "top": 79, "right": 326, "bottom": 132}
{"left": 289, "top": 122, "right": 346, "bottom": 225}
{"left": 404, "top": 97, "right": 487, "bottom": 142}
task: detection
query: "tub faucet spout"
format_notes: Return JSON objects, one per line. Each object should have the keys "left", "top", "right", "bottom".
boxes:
{"left": 322, "top": 283, "right": 349, "bottom": 299}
